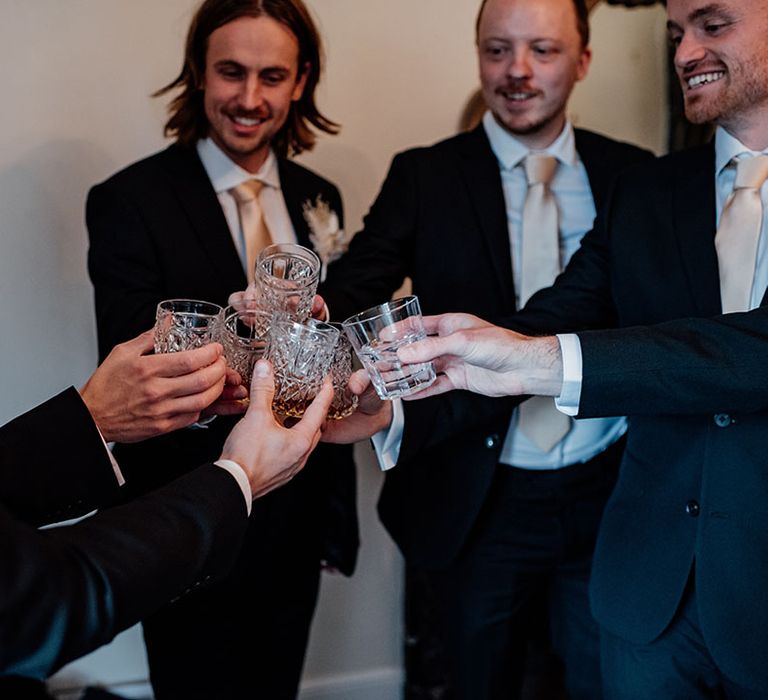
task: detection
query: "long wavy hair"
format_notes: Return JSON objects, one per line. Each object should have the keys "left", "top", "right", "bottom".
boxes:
{"left": 154, "top": 0, "right": 339, "bottom": 157}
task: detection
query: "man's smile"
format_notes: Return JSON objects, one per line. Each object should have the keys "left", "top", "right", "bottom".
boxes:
{"left": 685, "top": 70, "right": 725, "bottom": 90}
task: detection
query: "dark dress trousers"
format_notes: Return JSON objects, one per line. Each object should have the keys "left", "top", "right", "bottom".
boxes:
{"left": 508, "top": 143, "right": 768, "bottom": 691}
{"left": 0, "top": 388, "right": 247, "bottom": 680}
{"left": 321, "top": 125, "right": 652, "bottom": 697}
{"left": 86, "top": 143, "right": 358, "bottom": 700}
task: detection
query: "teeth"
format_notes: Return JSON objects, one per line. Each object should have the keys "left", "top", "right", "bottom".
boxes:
{"left": 687, "top": 71, "right": 725, "bottom": 88}
{"left": 503, "top": 92, "right": 534, "bottom": 101}
{"left": 234, "top": 116, "right": 264, "bottom": 126}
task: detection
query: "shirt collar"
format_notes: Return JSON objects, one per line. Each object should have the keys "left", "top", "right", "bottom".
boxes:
{"left": 482, "top": 110, "right": 578, "bottom": 171}
{"left": 196, "top": 138, "right": 281, "bottom": 193}
{"left": 715, "top": 126, "right": 768, "bottom": 177}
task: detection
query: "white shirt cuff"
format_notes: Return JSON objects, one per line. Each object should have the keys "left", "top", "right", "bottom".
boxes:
{"left": 370, "top": 399, "right": 403, "bottom": 471}
{"left": 554, "top": 334, "right": 583, "bottom": 417}
{"left": 96, "top": 429, "right": 125, "bottom": 486}
{"left": 189, "top": 415, "right": 217, "bottom": 429}
{"left": 214, "top": 459, "right": 252, "bottom": 515}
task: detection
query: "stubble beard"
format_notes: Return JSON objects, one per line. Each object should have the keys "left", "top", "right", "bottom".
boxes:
{"left": 684, "top": 62, "right": 768, "bottom": 127}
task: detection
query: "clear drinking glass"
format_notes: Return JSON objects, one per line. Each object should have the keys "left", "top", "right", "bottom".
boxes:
{"left": 254, "top": 243, "right": 321, "bottom": 322}
{"left": 154, "top": 299, "right": 223, "bottom": 353}
{"left": 264, "top": 317, "right": 340, "bottom": 417}
{"left": 342, "top": 295, "right": 436, "bottom": 399}
{"left": 327, "top": 323, "right": 359, "bottom": 420}
{"left": 220, "top": 307, "right": 273, "bottom": 386}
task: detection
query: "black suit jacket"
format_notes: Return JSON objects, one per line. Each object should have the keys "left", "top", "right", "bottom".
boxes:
{"left": 0, "top": 388, "right": 247, "bottom": 679}
{"left": 86, "top": 143, "right": 358, "bottom": 575}
{"left": 510, "top": 142, "right": 768, "bottom": 689}
{"left": 322, "top": 126, "right": 652, "bottom": 568}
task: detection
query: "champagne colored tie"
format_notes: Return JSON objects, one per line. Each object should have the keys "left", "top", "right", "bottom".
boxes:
{"left": 517, "top": 153, "right": 572, "bottom": 453}
{"left": 715, "top": 154, "right": 768, "bottom": 313}
{"left": 231, "top": 180, "right": 272, "bottom": 284}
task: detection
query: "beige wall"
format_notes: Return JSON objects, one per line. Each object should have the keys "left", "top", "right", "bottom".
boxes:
{"left": 0, "top": 2, "right": 667, "bottom": 698}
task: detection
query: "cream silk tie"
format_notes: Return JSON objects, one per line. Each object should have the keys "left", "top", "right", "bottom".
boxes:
{"left": 516, "top": 153, "right": 572, "bottom": 453}
{"left": 231, "top": 180, "right": 272, "bottom": 284}
{"left": 715, "top": 154, "right": 768, "bottom": 313}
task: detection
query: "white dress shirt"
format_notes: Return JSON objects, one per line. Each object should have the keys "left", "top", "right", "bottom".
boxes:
{"left": 557, "top": 126, "right": 768, "bottom": 416}
{"left": 197, "top": 138, "right": 299, "bottom": 272}
{"left": 482, "top": 112, "right": 626, "bottom": 469}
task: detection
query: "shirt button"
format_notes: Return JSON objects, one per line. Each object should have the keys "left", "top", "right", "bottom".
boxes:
{"left": 686, "top": 500, "right": 700, "bottom": 517}
{"left": 713, "top": 413, "right": 732, "bottom": 428}
{"left": 484, "top": 434, "right": 499, "bottom": 449}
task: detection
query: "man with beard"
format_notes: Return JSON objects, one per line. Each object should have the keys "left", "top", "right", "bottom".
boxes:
{"left": 86, "top": 1, "right": 361, "bottom": 697}
{"left": 321, "top": 0, "right": 651, "bottom": 697}
{"left": 395, "top": 0, "right": 768, "bottom": 696}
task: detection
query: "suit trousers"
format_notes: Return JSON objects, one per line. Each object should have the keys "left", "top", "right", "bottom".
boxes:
{"left": 427, "top": 439, "right": 622, "bottom": 700}
{"left": 601, "top": 575, "right": 767, "bottom": 700}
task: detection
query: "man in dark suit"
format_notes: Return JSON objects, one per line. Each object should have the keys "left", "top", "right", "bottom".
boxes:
{"left": 0, "top": 333, "right": 332, "bottom": 682}
{"left": 396, "top": 0, "right": 768, "bottom": 696}
{"left": 322, "top": 0, "right": 651, "bottom": 697}
{"left": 86, "top": 1, "right": 357, "bottom": 698}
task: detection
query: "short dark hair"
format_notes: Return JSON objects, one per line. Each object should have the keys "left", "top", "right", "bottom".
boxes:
{"left": 475, "top": 0, "right": 590, "bottom": 49}
{"left": 154, "top": 0, "right": 339, "bottom": 157}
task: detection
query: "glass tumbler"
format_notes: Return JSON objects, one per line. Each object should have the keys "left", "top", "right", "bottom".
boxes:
{"left": 264, "top": 317, "right": 340, "bottom": 417}
{"left": 342, "top": 295, "right": 436, "bottom": 399}
{"left": 154, "top": 299, "right": 223, "bottom": 353}
{"left": 254, "top": 243, "right": 321, "bottom": 322}
{"left": 327, "top": 323, "right": 359, "bottom": 420}
{"left": 220, "top": 307, "right": 273, "bottom": 387}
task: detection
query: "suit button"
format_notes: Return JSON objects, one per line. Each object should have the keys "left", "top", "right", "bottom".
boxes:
{"left": 713, "top": 413, "right": 732, "bottom": 428}
{"left": 686, "top": 500, "right": 700, "bottom": 517}
{"left": 484, "top": 434, "right": 500, "bottom": 449}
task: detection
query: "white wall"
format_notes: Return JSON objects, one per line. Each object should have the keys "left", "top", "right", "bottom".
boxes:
{"left": 0, "top": 1, "right": 666, "bottom": 698}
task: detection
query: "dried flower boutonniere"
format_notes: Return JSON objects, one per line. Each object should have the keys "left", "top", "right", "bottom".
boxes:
{"left": 302, "top": 196, "right": 353, "bottom": 282}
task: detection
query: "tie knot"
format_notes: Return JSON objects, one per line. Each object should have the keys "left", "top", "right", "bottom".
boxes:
{"left": 231, "top": 179, "right": 264, "bottom": 204}
{"left": 734, "top": 154, "right": 768, "bottom": 191}
{"left": 525, "top": 153, "right": 557, "bottom": 186}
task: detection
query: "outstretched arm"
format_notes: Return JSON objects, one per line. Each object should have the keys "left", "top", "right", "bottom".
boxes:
{"left": 0, "top": 360, "right": 333, "bottom": 679}
{"left": 399, "top": 309, "right": 768, "bottom": 418}
{"left": 397, "top": 313, "right": 564, "bottom": 399}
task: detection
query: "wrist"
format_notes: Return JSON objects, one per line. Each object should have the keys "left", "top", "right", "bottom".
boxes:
{"left": 520, "top": 336, "right": 564, "bottom": 397}
{"left": 214, "top": 459, "right": 253, "bottom": 514}
{"left": 78, "top": 379, "right": 110, "bottom": 441}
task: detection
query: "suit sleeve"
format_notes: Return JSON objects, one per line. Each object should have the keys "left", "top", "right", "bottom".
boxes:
{"left": 86, "top": 180, "right": 166, "bottom": 360}
{"left": 577, "top": 308, "right": 768, "bottom": 417}
{"left": 0, "top": 463, "right": 248, "bottom": 680}
{"left": 320, "top": 152, "right": 417, "bottom": 321}
{"left": 0, "top": 388, "right": 121, "bottom": 525}
{"left": 502, "top": 160, "right": 768, "bottom": 417}
{"left": 503, "top": 176, "right": 619, "bottom": 335}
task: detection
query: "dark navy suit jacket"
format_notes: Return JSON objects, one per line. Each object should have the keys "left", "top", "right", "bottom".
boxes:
{"left": 322, "top": 125, "right": 652, "bottom": 569}
{"left": 511, "top": 143, "right": 768, "bottom": 689}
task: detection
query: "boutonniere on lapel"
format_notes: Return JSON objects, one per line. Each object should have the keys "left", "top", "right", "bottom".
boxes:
{"left": 302, "top": 195, "right": 353, "bottom": 282}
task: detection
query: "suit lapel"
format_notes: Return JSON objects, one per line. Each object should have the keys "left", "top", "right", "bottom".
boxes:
{"left": 161, "top": 144, "right": 247, "bottom": 288}
{"left": 277, "top": 159, "right": 313, "bottom": 249}
{"left": 671, "top": 144, "right": 721, "bottom": 316}
{"left": 454, "top": 127, "right": 516, "bottom": 309}
{"left": 575, "top": 130, "right": 613, "bottom": 211}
